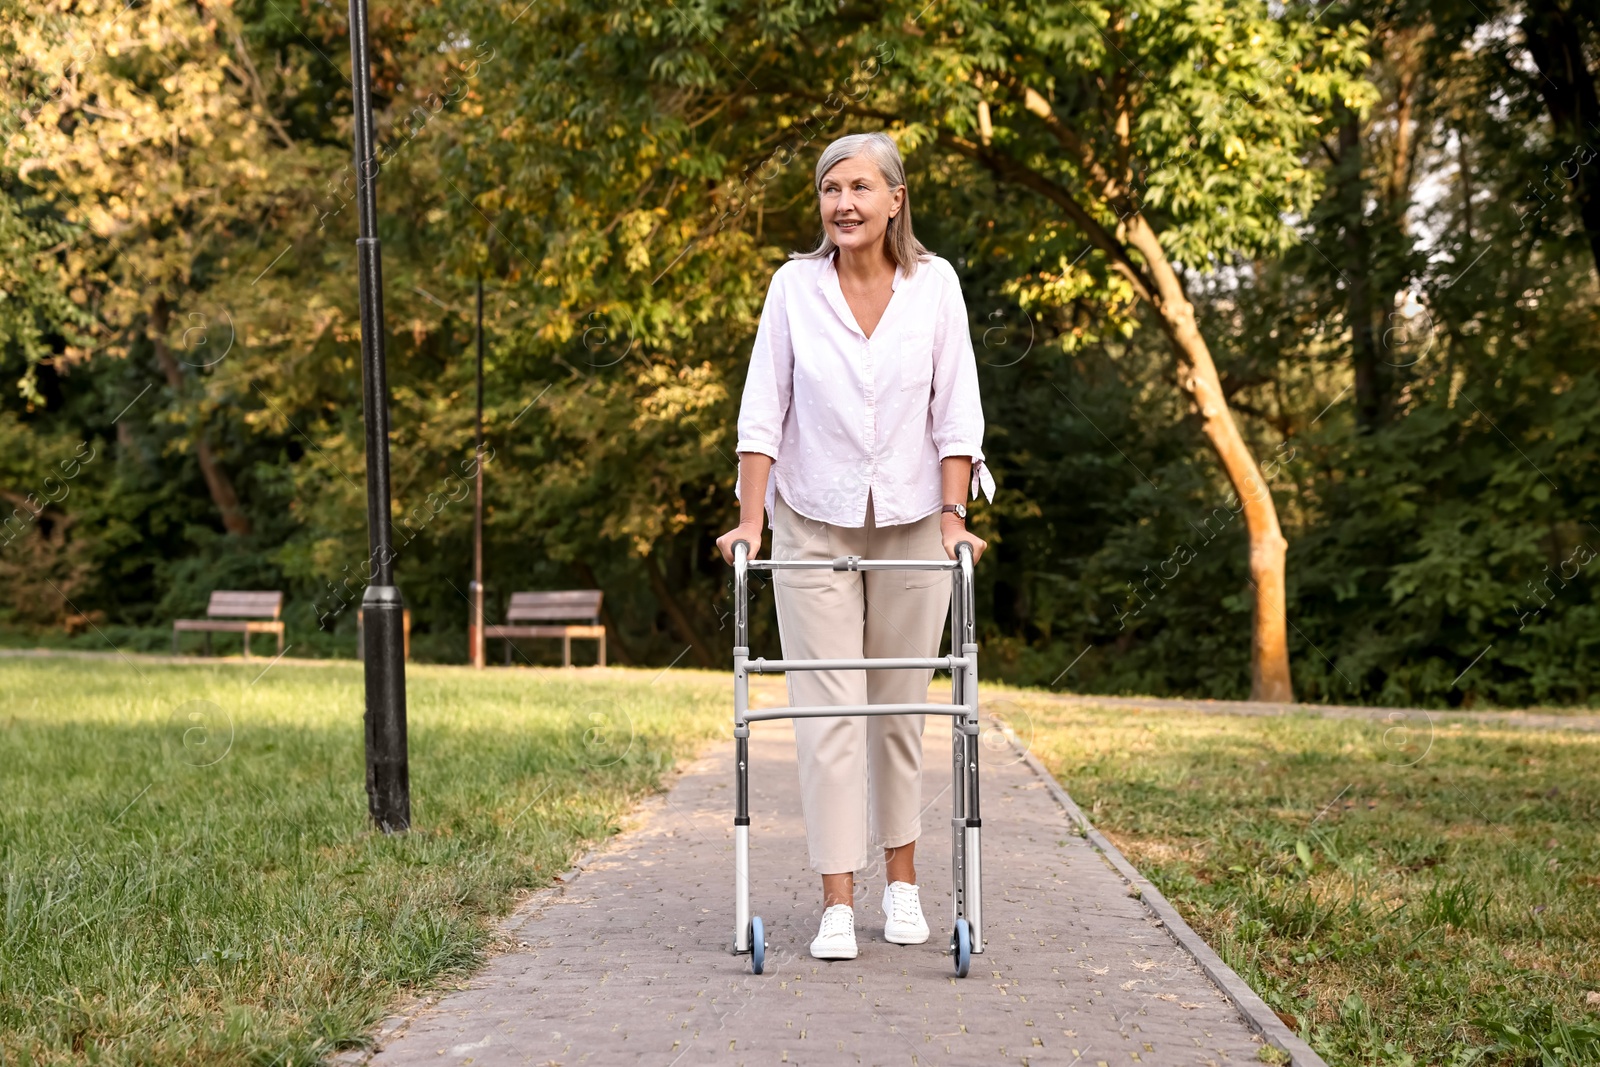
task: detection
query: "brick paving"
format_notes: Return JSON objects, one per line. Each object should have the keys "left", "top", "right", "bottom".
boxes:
{"left": 355, "top": 682, "right": 1280, "bottom": 1067}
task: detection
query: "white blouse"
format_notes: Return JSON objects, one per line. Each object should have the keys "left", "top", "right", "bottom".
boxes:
{"left": 734, "top": 250, "right": 996, "bottom": 528}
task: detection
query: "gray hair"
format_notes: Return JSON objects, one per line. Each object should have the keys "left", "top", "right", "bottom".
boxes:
{"left": 791, "top": 132, "right": 932, "bottom": 278}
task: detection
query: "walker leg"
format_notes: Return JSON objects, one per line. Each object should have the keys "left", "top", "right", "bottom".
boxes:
{"left": 731, "top": 545, "right": 758, "bottom": 961}
{"left": 965, "top": 821, "right": 984, "bottom": 954}
{"left": 733, "top": 713, "right": 753, "bottom": 954}
{"left": 952, "top": 722, "right": 966, "bottom": 935}
{"left": 947, "top": 540, "right": 985, "bottom": 954}
{"left": 949, "top": 556, "right": 967, "bottom": 938}
{"left": 734, "top": 818, "right": 751, "bottom": 952}
{"left": 953, "top": 720, "right": 985, "bottom": 950}
{"left": 959, "top": 671, "right": 984, "bottom": 953}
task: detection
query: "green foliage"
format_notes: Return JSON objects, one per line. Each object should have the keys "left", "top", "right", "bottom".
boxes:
{"left": 0, "top": 0, "right": 1596, "bottom": 706}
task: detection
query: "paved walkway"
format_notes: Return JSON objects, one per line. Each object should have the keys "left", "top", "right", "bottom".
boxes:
{"left": 350, "top": 688, "right": 1310, "bottom": 1067}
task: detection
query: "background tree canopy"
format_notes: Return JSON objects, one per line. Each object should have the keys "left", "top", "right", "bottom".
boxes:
{"left": 3, "top": 0, "right": 1597, "bottom": 708}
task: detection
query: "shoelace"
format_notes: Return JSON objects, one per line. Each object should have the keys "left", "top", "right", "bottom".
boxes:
{"left": 819, "top": 906, "right": 854, "bottom": 939}
{"left": 888, "top": 885, "right": 922, "bottom": 925}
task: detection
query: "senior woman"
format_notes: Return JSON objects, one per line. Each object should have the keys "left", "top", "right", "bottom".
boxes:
{"left": 715, "top": 132, "right": 995, "bottom": 961}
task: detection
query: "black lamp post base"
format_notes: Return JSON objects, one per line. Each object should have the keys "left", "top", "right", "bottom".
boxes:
{"left": 362, "top": 584, "right": 411, "bottom": 831}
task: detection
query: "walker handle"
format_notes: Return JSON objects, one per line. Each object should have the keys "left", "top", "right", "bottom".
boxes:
{"left": 731, "top": 540, "right": 750, "bottom": 646}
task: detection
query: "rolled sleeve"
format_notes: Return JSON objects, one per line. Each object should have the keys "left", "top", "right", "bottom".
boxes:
{"left": 734, "top": 268, "right": 793, "bottom": 495}
{"left": 928, "top": 263, "right": 995, "bottom": 503}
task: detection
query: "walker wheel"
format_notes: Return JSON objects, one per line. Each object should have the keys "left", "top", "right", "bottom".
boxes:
{"left": 951, "top": 919, "right": 971, "bottom": 978}
{"left": 749, "top": 916, "right": 766, "bottom": 974}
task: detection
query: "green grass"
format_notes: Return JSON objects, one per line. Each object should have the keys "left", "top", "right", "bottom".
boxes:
{"left": 11, "top": 657, "right": 1599, "bottom": 1066}
{"left": 0, "top": 658, "right": 726, "bottom": 1065}
{"left": 996, "top": 692, "right": 1600, "bottom": 1066}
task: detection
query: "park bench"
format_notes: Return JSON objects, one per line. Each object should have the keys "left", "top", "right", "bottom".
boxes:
{"left": 172, "top": 590, "right": 285, "bottom": 658}
{"left": 484, "top": 590, "right": 606, "bottom": 667}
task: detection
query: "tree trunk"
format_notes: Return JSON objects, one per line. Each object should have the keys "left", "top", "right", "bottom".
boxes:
{"left": 1383, "top": 36, "right": 1422, "bottom": 217}
{"left": 150, "top": 297, "right": 252, "bottom": 536}
{"left": 1338, "top": 112, "right": 1385, "bottom": 431}
{"left": 1122, "top": 217, "right": 1294, "bottom": 702}
{"left": 191, "top": 436, "right": 252, "bottom": 537}
{"left": 1522, "top": 0, "right": 1600, "bottom": 280}
{"left": 642, "top": 550, "right": 716, "bottom": 668}
{"left": 934, "top": 124, "right": 1295, "bottom": 700}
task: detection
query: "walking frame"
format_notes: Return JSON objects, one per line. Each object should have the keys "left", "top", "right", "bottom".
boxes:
{"left": 728, "top": 539, "right": 985, "bottom": 977}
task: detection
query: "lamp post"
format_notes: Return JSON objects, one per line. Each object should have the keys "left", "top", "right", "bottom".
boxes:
{"left": 348, "top": 0, "right": 410, "bottom": 831}
{"left": 469, "top": 275, "right": 487, "bottom": 669}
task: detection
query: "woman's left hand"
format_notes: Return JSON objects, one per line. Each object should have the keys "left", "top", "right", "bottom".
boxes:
{"left": 941, "top": 516, "right": 986, "bottom": 566}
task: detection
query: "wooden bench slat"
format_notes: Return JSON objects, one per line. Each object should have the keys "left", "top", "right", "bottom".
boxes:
{"left": 206, "top": 590, "right": 284, "bottom": 619}
{"left": 173, "top": 620, "right": 284, "bottom": 633}
{"left": 209, "top": 594, "right": 279, "bottom": 603}
{"left": 505, "top": 590, "right": 602, "bottom": 622}
{"left": 485, "top": 624, "right": 605, "bottom": 639}
{"left": 507, "top": 591, "right": 603, "bottom": 608}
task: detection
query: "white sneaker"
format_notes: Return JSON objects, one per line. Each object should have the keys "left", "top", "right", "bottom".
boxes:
{"left": 809, "top": 903, "right": 858, "bottom": 960}
{"left": 882, "top": 881, "right": 930, "bottom": 944}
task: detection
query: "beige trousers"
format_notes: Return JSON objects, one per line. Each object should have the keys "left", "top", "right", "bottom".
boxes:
{"left": 770, "top": 488, "right": 952, "bottom": 874}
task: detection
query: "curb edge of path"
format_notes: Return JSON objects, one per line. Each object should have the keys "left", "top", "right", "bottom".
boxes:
{"left": 997, "top": 718, "right": 1329, "bottom": 1067}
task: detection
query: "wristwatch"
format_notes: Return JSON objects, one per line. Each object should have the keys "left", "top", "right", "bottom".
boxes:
{"left": 940, "top": 503, "right": 967, "bottom": 520}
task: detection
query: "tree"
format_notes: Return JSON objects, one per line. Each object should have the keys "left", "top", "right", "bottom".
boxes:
{"left": 883, "top": 2, "right": 1373, "bottom": 700}
{"left": 430, "top": 0, "right": 1373, "bottom": 699}
{"left": 5, "top": 0, "right": 1599, "bottom": 718}
{"left": 1519, "top": 0, "right": 1600, "bottom": 279}
{"left": 1, "top": 0, "right": 339, "bottom": 536}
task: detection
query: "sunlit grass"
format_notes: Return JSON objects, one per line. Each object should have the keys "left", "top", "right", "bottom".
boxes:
{"left": 1001, "top": 693, "right": 1600, "bottom": 1066}
{"left": 12, "top": 655, "right": 1597, "bottom": 1066}
{"left": 0, "top": 659, "right": 726, "bottom": 1065}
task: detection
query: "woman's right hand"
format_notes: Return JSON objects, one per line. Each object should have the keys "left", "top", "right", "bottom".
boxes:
{"left": 716, "top": 520, "right": 764, "bottom": 565}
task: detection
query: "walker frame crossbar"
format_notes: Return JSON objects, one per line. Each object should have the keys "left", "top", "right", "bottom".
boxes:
{"left": 728, "top": 539, "right": 984, "bottom": 977}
